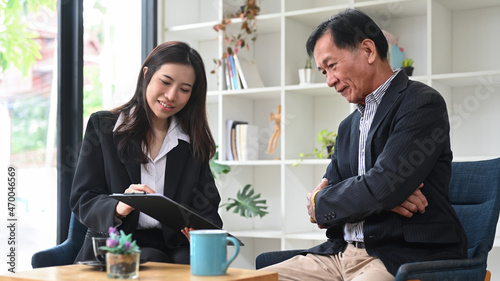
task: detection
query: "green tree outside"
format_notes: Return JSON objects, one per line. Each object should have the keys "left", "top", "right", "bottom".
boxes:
{"left": 0, "top": 0, "right": 56, "bottom": 76}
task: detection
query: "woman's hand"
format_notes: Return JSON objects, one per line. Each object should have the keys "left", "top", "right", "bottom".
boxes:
{"left": 115, "top": 184, "right": 156, "bottom": 218}
{"left": 181, "top": 227, "right": 195, "bottom": 242}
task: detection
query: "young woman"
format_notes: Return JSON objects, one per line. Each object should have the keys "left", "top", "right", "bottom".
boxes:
{"left": 70, "top": 41, "right": 222, "bottom": 264}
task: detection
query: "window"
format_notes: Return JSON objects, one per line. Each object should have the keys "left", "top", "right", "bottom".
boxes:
{"left": 0, "top": 0, "right": 140, "bottom": 272}
{"left": 83, "top": 0, "right": 142, "bottom": 119}
{"left": 0, "top": 2, "right": 58, "bottom": 273}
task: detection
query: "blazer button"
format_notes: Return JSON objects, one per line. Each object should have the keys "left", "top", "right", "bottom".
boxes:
{"left": 326, "top": 212, "right": 336, "bottom": 219}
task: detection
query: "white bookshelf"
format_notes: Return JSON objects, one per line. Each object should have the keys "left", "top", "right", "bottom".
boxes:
{"left": 159, "top": 0, "right": 500, "bottom": 270}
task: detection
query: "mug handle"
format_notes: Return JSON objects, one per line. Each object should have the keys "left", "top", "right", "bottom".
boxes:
{"left": 224, "top": 237, "right": 240, "bottom": 271}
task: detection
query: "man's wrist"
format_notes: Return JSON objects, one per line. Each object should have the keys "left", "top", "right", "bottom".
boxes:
{"left": 311, "top": 190, "right": 320, "bottom": 210}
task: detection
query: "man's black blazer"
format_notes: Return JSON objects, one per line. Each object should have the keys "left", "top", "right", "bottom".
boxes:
{"left": 305, "top": 71, "right": 467, "bottom": 275}
{"left": 69, "top": 111, "right": 222, "bottom": 262}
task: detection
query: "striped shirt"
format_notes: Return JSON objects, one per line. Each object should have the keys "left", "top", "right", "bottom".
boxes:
{"left": 344, "top": 70, "right": 400, "bottom": 243}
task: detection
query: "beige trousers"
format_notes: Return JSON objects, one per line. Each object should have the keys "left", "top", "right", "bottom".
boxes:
{"left": 260, "top": 244, "right": 395, "bottom": 281}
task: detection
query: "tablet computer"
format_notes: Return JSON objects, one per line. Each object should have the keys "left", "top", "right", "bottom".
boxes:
{"left": 110, "top": 193, "right": 243, "bottom": 246}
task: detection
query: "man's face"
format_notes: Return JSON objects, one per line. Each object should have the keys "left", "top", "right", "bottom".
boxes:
{"left": 313, "top": 32, "right": 372, "bottom": 105}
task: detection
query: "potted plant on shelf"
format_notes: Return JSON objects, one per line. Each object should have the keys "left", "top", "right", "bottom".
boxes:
{"left": 220, "top": 184, "right": 269, "bottom": 218}
{"left": 293, "top": 129, "right": 337, "bottom": 167}
{"left": 401, "top": 58, "right": 414, "bottom": 76}
{"left": 100, "top": 227, "right": 140, "bottom": 279}
{"left": 298, "top": 57, "right": 312, "bottom": 85}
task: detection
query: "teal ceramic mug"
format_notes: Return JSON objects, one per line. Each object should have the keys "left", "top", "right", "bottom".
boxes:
{"left": 190, "top": 230, "right": 240, "bottom": 276}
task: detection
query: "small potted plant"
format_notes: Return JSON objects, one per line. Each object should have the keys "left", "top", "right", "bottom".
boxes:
{"left": 100, "top": 227, "right": 141, "bottom": 279}
{"left": 317, "top": 129, "right": 336, "bottom": 157}
{"left": 401, "top": 58, "right": 414, "bottom": 76}
{"left": 298, "top": 57, "right": 312, "bottom": 84}
{"left": 294, "top": 129, "right": 337, "bottom": 166}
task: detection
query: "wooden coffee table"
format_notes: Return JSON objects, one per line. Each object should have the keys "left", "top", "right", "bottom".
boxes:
{"left": 0, "top": 262, "right": 278, "bottom": 281}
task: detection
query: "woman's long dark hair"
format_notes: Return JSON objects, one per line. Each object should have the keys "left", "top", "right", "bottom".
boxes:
{"left": 112, "top": 41, "right": 215, "bottom": 164}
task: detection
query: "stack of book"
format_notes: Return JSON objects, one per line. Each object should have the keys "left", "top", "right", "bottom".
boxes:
{"left": 223, "top": 54, "right": 264, "bottom": 90}
{"left": 226, "top": 120, "right": 259, "bottom": 161}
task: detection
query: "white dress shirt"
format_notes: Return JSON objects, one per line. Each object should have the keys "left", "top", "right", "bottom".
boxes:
{"left": 114, "top": 112, "right": 190, "bottom": 229}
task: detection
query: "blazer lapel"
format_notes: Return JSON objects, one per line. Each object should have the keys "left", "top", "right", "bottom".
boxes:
{"left": 163, "top": 140, "right": 189, "bottom": 199}
{"left": 113, "top": 134, "right": 141, "bottom": 184}
{"left": 123, "top": 159, "right": 141, "bottom": 184}
{"left": 365, "top": 71, "right": 408, "bottom": 169}
{"left": 350, "top": 112, "right": 360, "bottom": 176}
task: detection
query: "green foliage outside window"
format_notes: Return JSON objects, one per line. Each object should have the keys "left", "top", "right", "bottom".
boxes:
{"left": 0, "top": 0, "right": 56, "bottom": 76}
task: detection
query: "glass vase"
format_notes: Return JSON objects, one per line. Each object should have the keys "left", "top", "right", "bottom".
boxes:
{"left": 106, "top": 251, "right": 140, "bottom": 279}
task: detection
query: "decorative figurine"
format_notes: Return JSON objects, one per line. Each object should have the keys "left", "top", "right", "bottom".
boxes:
{"left": 266, "top": 104, "right": 281, "bottom": 155}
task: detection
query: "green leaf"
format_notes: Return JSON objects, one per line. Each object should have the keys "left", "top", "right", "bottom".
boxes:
{"left": 402, "top": 58, "right": 414, "bottom": 67}
{"left": 220, "top": 184, "right": 269, "bottom": 218}
{"left": 209, "top": 146, "right": 231, "bottom": 178}
{"left": 0, "top": 0, "right": 56, "bottom": 76}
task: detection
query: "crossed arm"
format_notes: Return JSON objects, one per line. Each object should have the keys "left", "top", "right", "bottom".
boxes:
{"left": 307, "top": 178, "right": 427, "bottom": 227}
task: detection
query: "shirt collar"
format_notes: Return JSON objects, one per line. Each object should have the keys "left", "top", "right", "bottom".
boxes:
{"left": 165, "top": 116, "right": 190, "bottom": 144}
{"left": 357, "top": 69, "right": 400, "bottom": 114}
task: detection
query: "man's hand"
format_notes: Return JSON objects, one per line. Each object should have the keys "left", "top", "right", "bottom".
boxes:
{"left": 307, "top": 178, "right": 329, "bottom": 227}
{"left": 391, "top": 183, "right": 427, "bottom": 218}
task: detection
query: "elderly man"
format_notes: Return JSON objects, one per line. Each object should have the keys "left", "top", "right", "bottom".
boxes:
{"left": 261, "top": 9, "right": 467, "bottom": 281}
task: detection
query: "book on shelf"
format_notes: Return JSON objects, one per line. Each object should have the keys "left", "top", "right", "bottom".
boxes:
{"left": 227, "top": 55, "right": 240, "bottom": 90}
{"left": 232, "top": 55, "right": 243, "bottom": 90}
{"left": 232, "top": 54, "right": 247, "bottom": 89}
{"left": 223, "top": 57, "right": 232, "bottom": 90}
{"left": 234, "top": 55, "right": 264, "bottom": 89}
{"left": 237, "top": 123, "right": 259, "bottom": 161}
{"left": 226, "top": 120, "right": 246, "bottom": 161}
{"left": 226, "top": 120, "right": 259, "bottom": 161}
{"left": 222, "top": 55, "right": 264, "bottom": 90}
{"left": 226, "top": 56, "right": 236, "bottom": 90}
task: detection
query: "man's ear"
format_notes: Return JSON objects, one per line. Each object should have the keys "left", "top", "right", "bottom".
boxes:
{"left": 143, "top": 66, "right": 148, "bottom": 78}
{"left": 360, "top": 39, "right": 377, "bottom": 64}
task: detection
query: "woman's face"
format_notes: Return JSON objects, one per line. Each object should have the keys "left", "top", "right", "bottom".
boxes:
{"left": 144, "top": 63, "right": 195, "bottom": 129}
